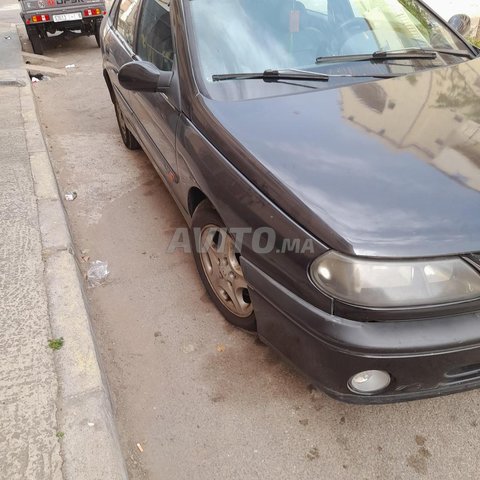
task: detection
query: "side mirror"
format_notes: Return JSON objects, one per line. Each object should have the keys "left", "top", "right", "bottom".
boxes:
{"left": 448, "top": 14, "right": 471, "bottom": 36}
{"left": 118, "top": 61, "right": 173, "bottom": 93}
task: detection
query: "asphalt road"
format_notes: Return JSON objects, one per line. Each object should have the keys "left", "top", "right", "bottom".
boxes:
{"left": 29, "top": 24, "right": 480, "bottom": 480}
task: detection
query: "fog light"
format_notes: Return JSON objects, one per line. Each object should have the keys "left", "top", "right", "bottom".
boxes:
{"left": 348, "top": 370, "right": 391, "bottom": 395}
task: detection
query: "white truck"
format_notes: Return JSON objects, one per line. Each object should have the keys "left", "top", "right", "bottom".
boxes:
{"left": 19, "top": 0, "right": 106, "bottom": 54}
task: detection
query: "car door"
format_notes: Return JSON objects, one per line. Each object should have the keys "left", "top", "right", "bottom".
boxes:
{"left": 104, "top": 0, "right": 142, "bottom": 125}
{"left": 128, "top": 0, "right": 179, "bottom": 182}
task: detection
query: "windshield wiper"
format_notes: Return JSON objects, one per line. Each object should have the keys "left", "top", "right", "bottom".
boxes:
{"left": 212, "top": 69, "right": 403, "bottom": 82}
{"left": 316, "top": 47, "right": 473, "bottom": 64}
{"left": 429, "top": 47, "right": 474, "bottom": 58}
{"left": 211, "top": 68, "right": 402, "bottom": 82}
{"left": 212, "top": 69, "right": 330, "bottom": 82}
{"left": 316, "top": 48, "right": 438, "bottom": 64}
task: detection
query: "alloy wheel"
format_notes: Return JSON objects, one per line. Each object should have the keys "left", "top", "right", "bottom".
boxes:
{"left": 199, "top": 225, "right": 253, "bottom": 318}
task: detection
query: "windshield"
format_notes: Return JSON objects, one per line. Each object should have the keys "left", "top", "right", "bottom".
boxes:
{"left": 186, "top": 0, "right": 471, "bottom": 95}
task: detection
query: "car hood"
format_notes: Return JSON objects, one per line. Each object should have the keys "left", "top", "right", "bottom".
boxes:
{"left": 196, "top": 58, "right": 480, "bottom": 258}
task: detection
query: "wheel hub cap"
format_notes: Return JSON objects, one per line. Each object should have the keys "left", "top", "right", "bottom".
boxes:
{"left": 199, "top": 225, "right": 253, "bottom": 318}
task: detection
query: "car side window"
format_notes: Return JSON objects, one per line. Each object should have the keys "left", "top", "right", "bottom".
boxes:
{"left": 116, "top": 0, "right": 141, "bottom": 48}
{"left": 136, "top": 0, "right": 174, "bottom": 71}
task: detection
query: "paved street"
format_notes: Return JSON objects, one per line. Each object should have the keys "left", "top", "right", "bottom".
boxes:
{"left": 23, "top": 15, "right": 480, "bottom": 480}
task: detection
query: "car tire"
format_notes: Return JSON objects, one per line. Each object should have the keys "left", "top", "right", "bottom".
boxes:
{"left": 26, "top": 26, "right": 44, "bottom": 55}
{"left": 113, "top": 95, "right": 140, "bottom": 150}
{"left": 189, "top": 200, "right": 257, "bottom": 331}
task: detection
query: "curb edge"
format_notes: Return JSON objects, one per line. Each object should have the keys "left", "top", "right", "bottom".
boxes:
{"left": 15, "top": 25, "right": 129, "bottom": 480}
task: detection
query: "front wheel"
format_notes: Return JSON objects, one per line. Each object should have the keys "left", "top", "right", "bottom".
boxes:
{"left": 189, "top": 200, "right": 256, "bottom": 331}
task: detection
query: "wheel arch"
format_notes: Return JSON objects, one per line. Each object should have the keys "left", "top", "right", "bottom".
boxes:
{"left": 187, "top": 187, "right": 207, "bottom": 217}
{"left": 103, "top": 69, "right": 115, "bottom": 104}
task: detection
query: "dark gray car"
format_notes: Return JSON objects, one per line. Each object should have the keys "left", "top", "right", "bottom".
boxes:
{"left": 101, "top": 0, "right": 480, "bottom": 403}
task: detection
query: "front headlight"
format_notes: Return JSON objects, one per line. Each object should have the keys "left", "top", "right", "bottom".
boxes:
{"left": 310, "top": 251, "right": 480, "bottom": 308}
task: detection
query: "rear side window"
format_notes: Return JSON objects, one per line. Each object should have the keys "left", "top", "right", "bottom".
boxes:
{"left": 136, "top": 0, "right": 174, "bottom": 71}
{"left": 116, "top": 0, "right": 141, "bottom": 47}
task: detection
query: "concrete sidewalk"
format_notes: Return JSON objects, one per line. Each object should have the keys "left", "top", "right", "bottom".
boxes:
{"left": 0, "top": 22, "right": 127, "bottom": 480}
{"left": 0, "top": 23, "right": 62, "bottom": 480}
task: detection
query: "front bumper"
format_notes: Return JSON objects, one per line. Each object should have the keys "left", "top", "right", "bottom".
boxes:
{"left": 242, "top": 258, "right": 480, "bottom": 404}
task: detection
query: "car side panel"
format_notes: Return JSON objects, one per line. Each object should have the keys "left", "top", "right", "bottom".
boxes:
{"left": 174, "top": 113, "right": 332, "bottom": 313}
{"left": 105, "top": 0, "right": 180, "bottom": 184}
{"left": 103, "top": 12, "right": 139, "bottom": 131}
{"left": 103, "top": 0, "right": 330, "bottom": 310}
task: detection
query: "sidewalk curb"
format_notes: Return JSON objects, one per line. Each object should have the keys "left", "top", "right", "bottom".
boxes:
{"left": 14, "top": 29, "right": 128, "bottom": 480}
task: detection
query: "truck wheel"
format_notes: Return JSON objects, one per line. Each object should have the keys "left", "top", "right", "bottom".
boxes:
{"left": 27, "top": 26, "right": 44, "bottom": 55}
{"left": 94, "top": 19, "right": 101, "bottom": 47}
